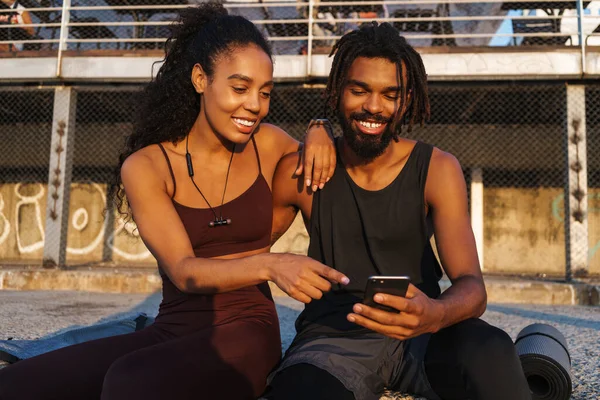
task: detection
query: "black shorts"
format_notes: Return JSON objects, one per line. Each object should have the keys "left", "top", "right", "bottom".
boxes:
{"left": 267, "top": 332, "right": 441, "bottom": 400}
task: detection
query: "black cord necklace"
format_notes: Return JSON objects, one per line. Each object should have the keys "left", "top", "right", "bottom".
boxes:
{"left": 185, "top": 134, "right": 234, "bottom": 227}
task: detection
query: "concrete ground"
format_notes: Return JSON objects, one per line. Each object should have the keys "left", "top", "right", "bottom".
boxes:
{"left": 0, "top": 290, "right": 598, "bottom": 399}
{"left": 1, "top": 267, "right": 599, "bottom": 306}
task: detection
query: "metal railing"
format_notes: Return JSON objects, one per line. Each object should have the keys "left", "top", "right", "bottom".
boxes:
{"left": 1, "top": 1, "right": 599, "bottom": 75}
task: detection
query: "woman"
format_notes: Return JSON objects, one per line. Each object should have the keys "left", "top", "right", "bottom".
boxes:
{"left": 0, "top": 4, "right": 346, "bottom": 399}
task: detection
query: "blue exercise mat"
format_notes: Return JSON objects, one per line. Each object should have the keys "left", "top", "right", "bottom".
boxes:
{"left": 0, "top": 313, "right": 153, "bottom": 363}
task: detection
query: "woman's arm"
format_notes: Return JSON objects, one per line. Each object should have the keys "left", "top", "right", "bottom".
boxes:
{"left": 271, "top": 153, "right": 302, "bottom": 245}
{"left": 121, "top": 148, "right": 347, "bottom": 301}
{"left": 273, "top": 119, "right": 336, "bottom": 192}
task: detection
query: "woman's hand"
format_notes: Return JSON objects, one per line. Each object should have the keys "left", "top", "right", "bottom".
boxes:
{"left": 267, "top": 253, "right": 349, "bottom": 304}
{"left": 295, "top": 119, "right": 336, "bottom": 192}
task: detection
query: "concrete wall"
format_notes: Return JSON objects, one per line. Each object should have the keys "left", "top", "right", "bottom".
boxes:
{"left": 0, "top": 183, "right": 154, "bottom": 265}
{"left": 1, "top": 183, "right": 598, "bottom": 275}
{"left": 485, "top": 188, "right": 600, "bottom": 275}
{"left": 271, "top": 189, "right": 600, "bottom": 276}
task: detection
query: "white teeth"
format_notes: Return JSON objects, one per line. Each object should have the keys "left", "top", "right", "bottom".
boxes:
{"left": 358, "top": 120, "right": 383, "bottom": 129}
{"left": 233, "top": 118, "right": 255, "bottom": 127}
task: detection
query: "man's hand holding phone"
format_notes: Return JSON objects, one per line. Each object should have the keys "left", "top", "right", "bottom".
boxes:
{"left": 348, "top": 281, "right": 445, "bottom": 341}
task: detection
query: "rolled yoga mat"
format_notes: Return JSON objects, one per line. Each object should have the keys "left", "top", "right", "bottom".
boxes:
{"left": 515, "top": 323, "right": 572, "bottom": 400}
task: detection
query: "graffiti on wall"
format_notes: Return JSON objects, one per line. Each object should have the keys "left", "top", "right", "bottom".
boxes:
{"left": 0, "top": 183, "right": 152, "bottom": 262}
{"left": 64, "top": 183, "right": 151, "bottom": 261}
{"left": 0, "top": 190, "right": 9, "bottom": 248}
{"left": 8, "top": 183, "right": 45, "bottom": 254}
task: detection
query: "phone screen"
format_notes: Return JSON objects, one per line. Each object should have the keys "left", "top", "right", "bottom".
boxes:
{"left": 363, "top": 276, "right": 410, "bottom": 313}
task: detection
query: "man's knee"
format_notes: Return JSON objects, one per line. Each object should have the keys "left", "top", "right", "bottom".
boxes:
{"left": 450, "top": 319, "right": 518, "bottom": 370}
{"left": 263, "top": 364, "right": 354, "bottom": 400}
{"left": 427, "top": 320, "right": 530, "bottom": 399}
{"left": 473, "top": 324, "right": 516, "bottom": 363}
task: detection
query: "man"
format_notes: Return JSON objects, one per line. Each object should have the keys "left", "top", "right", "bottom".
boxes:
{"left": 264, "top": 22, "right": 531, "bottom": 400}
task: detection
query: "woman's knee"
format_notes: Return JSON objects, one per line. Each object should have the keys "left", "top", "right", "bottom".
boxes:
{"left": 101, "top": 354, "right": 149, "bottom": 400}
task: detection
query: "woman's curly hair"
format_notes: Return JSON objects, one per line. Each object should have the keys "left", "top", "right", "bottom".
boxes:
{"left": 109, "top": 3, "right": 272, "bottom": 217}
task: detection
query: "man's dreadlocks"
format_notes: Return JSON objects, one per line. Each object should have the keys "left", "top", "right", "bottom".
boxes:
{"left": 324, "top": 22, "right": 430, "bottom": 135}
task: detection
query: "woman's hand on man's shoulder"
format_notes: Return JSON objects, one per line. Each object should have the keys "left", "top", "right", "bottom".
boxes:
{"left": 255, "top": 122, "right": 336, "bottom": 192}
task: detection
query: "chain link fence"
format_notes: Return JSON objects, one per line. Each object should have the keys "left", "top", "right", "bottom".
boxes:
{"left": 586, "top": 85, "right": 600, "bottom": 277}
{"left": 0, "top": 88, "right": 54, "bottom": 263}
{"left": 411, "top": 84, "right": 570, "bottom": 276}
{"left": 66, "top": 88, "right": 150, "bottom": 265}
{"left": 0, "top": 82, "right": 598, "bottom": 278}
{"left": 66, "top": 0, "right": 183, "bottom": 52}
{"left": 0, "top": 2, "right": 62, "bottom": 53}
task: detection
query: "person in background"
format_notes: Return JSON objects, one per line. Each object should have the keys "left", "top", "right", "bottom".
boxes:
{"left": 0, "top": 0, "right": 34, "bottom": 51}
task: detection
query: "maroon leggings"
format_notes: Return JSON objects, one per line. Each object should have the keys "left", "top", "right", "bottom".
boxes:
{"left": 0, "top": 318, "right": 281, "bottom": 400}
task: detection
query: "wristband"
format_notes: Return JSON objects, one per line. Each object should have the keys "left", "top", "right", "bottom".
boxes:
{"left": 306, "top": 118, "right": 333, "bottom": 136}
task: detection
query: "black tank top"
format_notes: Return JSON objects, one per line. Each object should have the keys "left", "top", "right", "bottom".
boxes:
{"left": 295, "top": 140, "right": 443, "bottom": 339}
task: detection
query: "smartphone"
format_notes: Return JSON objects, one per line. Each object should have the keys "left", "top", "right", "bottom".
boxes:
{"left": 363, "top": 276, "right": 410, "bottom": 313}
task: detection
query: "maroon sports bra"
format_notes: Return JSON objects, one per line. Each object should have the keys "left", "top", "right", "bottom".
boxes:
{"left": 157, "top": 137, "right": 272, "bottom": 258}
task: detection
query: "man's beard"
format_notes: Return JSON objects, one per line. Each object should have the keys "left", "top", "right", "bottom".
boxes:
{"left": 338, "top": 111, "right": 395, "bottom": 162}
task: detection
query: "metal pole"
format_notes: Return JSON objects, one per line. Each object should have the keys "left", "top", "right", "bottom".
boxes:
{"left": 470, "top": 168, "right": 484, "bottom": 271}
{"left": 564, "top": 85, "right": 589, "bottom": 280}
{"left": 577, "top": 0, "right": 586, "bottom": 76}
{"left": 42, "top": 87, "right": 77, "bottom": 268}
{"left": 307, "top": 0, "right": 314, "bottom": 78}
{"left": 55, "top": 0, "right": 71, "bottom": 78}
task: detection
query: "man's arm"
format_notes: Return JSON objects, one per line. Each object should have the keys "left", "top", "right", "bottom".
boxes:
{"left": 18, "top": 6, "right": 34, "bottom": 36}
{"left": 347, "top": 149, "right": 486, "bottom": 339}
{"left": 271, "top": 152, "right": 314, "bottom": 245}
{"left": 423, "top": 149, "right": 486, "bottom": 325}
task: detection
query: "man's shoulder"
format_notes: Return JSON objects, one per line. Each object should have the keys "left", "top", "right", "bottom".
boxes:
{"left": 424, "top": 146, "right": 465, "bottom": 204}
{"left": 395, "top": 139, "right": 459, "bottom": 171}
{"left": 429, "top": 146, "right": 461, "bottom": 171}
